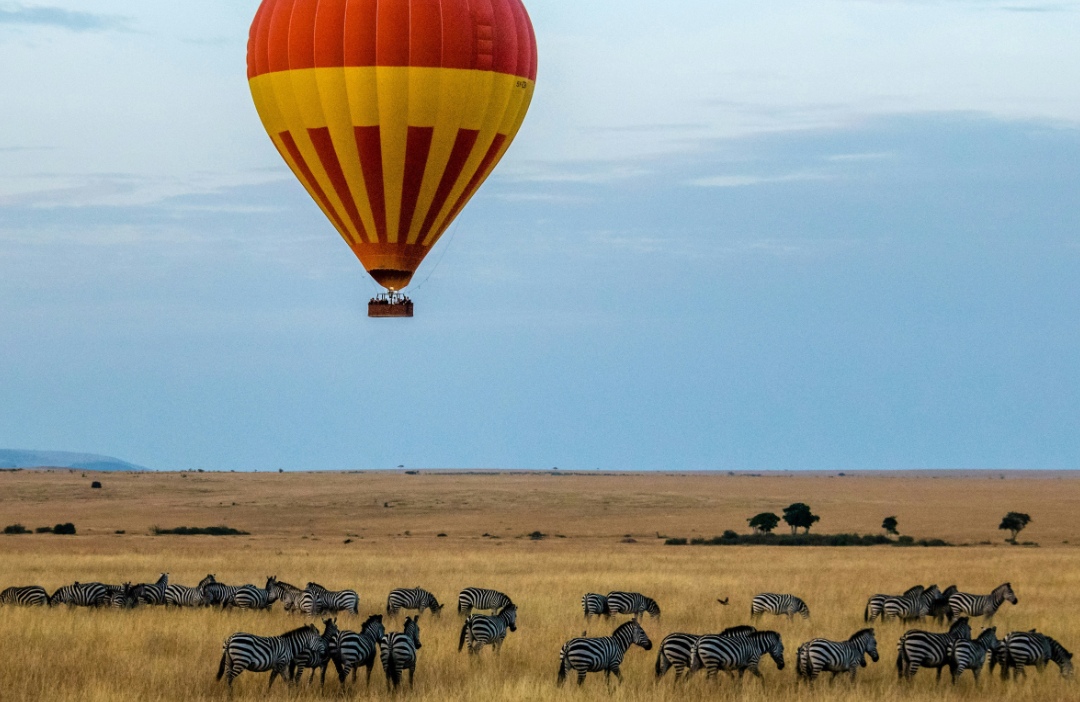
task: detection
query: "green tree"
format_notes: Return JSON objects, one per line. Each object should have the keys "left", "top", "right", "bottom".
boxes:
{"left": 747, "top": 512, "right": 781, "bottom": 535}
{"left": 999, "top": 512, "right": 1031, "bottom": 543}
{"left": 783, "top": 503, "right": 820, "bottom": 535}
{"left": 882, "top": 516, "right": 899, "bottom": 536}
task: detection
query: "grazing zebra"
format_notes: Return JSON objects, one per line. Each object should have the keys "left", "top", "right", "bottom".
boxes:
{"left": 0, "top": 585, "right": 50, "bottom": 606}
{"left": 690, "top": 630, "right": 785, "bottom": 682}
{"left": 606, "top": 591, "right": 661, "bottom": 619}
{"left": 330, "top": 614, "right": 385, "bottom": 687}
{"left": 386, "top": 587, "right": 443, "bottom": 617}
{"left": 655, "top": 633, "right": 700, "bottom": 681}
{"left": 458, "top": 603, "right": 518, "bottom": 655}
{"left": 216, "top": 623, "right": 329, "bottom": 688}
{"left": 107, "top": 583, "right": 139, "bottom": 609}
{"left": 882, "top": 585, "right": 941, "bottom": 622}
{"left": 165, "top": 583, "right": 208, "bottom": 607}
{"left": 865, "top": 585, "right": 924, "bottom": 623}
{"left": 797, "top": 629, "right": 879, "bottom": 682}
{"left": 233, "top": 584, "right": 277, "bottom": 610}
{"left": 582, "top": 593, "right": 609, "bottom": 619}
{"left": 751, "top": 593, "right": 809, "bottom": 620}
{"left": 947, "top": 583, "right": 1017, "bottom": 621}
{"left": 50, "top": 582, "right": 110, "bottom": 607}
{"left": 896, "top": 617, "right": 972, "bottom": 680}
{"left": 265, "top": 577, "right": 303, "bottom": 612}
{"left": 998, "top": 631, "right": 1074, "bottom": 679}
{"left": 931, "top": 585, "right": 958, "bottom": 622}
{"left": 379, "top": 616, "right": 422, "bottom": 689}
{"left": 458, "top": 587, "right": 513, "bottom": 615}
{"left": 133, "top": 573, "right": 169, "bottom": 606}
{"left": 947, "top": 626, "right": 999, "bottom": 684}
{"left": 556, "top": 619, "right": 653, "bottom": 687}
{"left": 300, "top": 582, "right": 359, "bottom": 616}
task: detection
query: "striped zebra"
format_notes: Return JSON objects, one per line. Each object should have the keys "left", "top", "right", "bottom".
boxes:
{"left": 751, "top": 593, "right": 809, "bottom": 620}
{"left": 107, "top": 583, "right": 139, "bottom": 609}
{"left": 556, "top": 619, "right": 653, "bottom": 687}
{"left": 386, "top": 587, "right": 443, "bottom": 617}
{"left": 0, "top": 585, "right": 50, "bottom": 606}
{"left": 947, "top": 583, "right": 1017, "bottom": 621}
{"left": 582, "top": 593, "right": 609, "bottom": 619}
{"left": 797, "top": 628, "right": 879, "bottom": 682}
{"left": 330, "top": 614, "right": 385, "bottom": 687}
{"left": 690, "top": 630, "right": 785, "bottom": 682}
{"left": 930, "top": 585, "right": 958, "bottom": 622}
{"left": 458, "top": 603, "right": 517, "bottom": 655}
{"left": 379, "top": 616, "right": 422, "bottom": 689}
{"left": 947, "top": 626, "right": 999, "bottom": 684}
{"left": 865, "top": 585, "right": 923, "bottom": 623}
{"left": 133, "top": 573, "right": 168, "bottom": 606}
{"left": 656, "top": 626, "right": 757, "bottom": 681}
{"left": 896, "top": 617, "right": 971, "bottom": 680}
{"left": 165, "top": 583, "right": 208, "bottom": 607}
{"left": 216, "top": 622, "right": 329, "bottom": 688}
{"left": 998, "top": 630, "right": 1074, "bottom": 679}
{"left": 201, "top": 576, "right": 245, "bottom": 608}
{"left": 606, "top": 591, "right": 660, "bottom": 619}
{"left": 300, "top": 582, "right": 359, "bottom": 616}
{"left": 882, "top": 585, "right": 941, "bottom": 622}
{"left": 458, "top": 587, "right": 513, "bottom": 615}
{"left": 233, "top": 584, "right": 277, "bottom": 610}
{"left": 50, "top": 582, "right": 110, "bottom": 607}
{"left": 265, "top": 577, "right": 303, "bottom": 612}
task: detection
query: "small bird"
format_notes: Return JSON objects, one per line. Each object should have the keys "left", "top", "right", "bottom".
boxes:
{"left": 716, "top": 598, "right": 729, "bottom": 606}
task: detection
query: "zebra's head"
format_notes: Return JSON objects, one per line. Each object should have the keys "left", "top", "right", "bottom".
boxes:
{"left": 796, "top": 599, "right": 810, "bottom": 618}
{"left": 757, "top": 631, "right": 784, "bottom": 670}
{"left": 500, "top": 604, "right": 518, "bottom": 631}
{"left": 645, "top": 598, "right": 661, "bottom": 618}
{"left": 322, "top": 617, "right": 339, "bottom": 641}
{"left": 404, "top": 616, "right": 422, "bottom": 649}
{"left": 996, "top": 582, "right": 1018, "bottom": 605}
{"left": 361, "top": 614, "right": 385, "bottom": 640}
{"left": 613, "top": 620, "right": 652, "bottom": 651}
{"left": 976, "top": 627, "right": 999, "bottom": 650}
{"left": 921, "top": 585, "right": 941, "bottom": 602}
{"left": 948, "top": 617, "right": 972, "bottom": 639}
{"left": 198, "top": 574, "right": 215, "bottom": 589}
{"left": 429, "top": 598, "right": 444, "bottom": 616}
{"left": 850, "top": 628, "right": 878, "bottom": 662}
{"left": 1048, "top": 637, "right": 1074, "bottom": 678}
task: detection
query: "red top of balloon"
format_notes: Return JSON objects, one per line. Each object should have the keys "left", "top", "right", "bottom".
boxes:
{"left": 248, "top": 0, "right": 538, "bottom": 82}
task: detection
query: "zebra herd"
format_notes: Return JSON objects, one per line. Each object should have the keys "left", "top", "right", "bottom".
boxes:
{"left": 2, "top": 576, "right": 1074, "bottom": 690}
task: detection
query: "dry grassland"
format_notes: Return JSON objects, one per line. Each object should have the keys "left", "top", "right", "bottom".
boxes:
{"left": 1, "top": 470, "right": 1078, "bottom": 702}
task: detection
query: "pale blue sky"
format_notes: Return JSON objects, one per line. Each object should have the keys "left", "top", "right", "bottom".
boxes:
{"left": 1, "top": 2, "right": 1079, "bottom": 470}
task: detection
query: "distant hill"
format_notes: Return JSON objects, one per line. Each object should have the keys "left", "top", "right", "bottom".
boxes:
{"left": 0, "top": 450, "right": 150, "bottom": 472}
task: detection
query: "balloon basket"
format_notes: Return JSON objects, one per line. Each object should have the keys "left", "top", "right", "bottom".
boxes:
{"left": 368, "top": 292, "right": 414, "bottom": 318}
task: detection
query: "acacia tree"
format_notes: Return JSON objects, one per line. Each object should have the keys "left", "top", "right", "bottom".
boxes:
{"left": 783, "top": 503, "right": 820, "bottom": 535}
{"left": 999, "top": 512, "right": 1032, "bottom": 543}
{"left": 882, "top": 516, "right": 899, "bottom": 536}
{"left": 747, "top": 512, "right": 781, "bottom": 535}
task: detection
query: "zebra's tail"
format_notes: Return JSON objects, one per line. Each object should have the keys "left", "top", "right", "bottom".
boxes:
{"left": 864, "top": 601, "right": 870, "bottom": 623}
{"left": 386, "top": 644, "right": 401, "bottom": 688}
{"left": 895, "top": 640, "right": 906, "bottom": 679}
{"left": 458, "top": 619, "right": 469, "bottom": 652}
{"left": 216, "top": 640, "right": 229, "bottom": 681}
{"left": 557, "top": 645, "right": 568, "bottom": 686}
{"left": 655, "top": 647, "right": 669, "bottom": 677}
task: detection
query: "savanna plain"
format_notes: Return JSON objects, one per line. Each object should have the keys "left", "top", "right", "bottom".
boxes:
{"left": 1, "top": 469, "right": 1078, "bottom": 701}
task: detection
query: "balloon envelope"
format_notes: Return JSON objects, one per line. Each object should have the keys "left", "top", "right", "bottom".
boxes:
{"left": 247, "top": 0, "right": 538, "bottom": 291}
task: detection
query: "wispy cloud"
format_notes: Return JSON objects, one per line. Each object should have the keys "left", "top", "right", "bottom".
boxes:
{"left": 690, "top": 171, "right": 832, "bottom": 188}
{"left": 0, "top": 5, "right": 128, "bottom": 32}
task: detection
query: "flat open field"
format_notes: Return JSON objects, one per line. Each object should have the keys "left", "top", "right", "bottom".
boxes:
{"left": 1, "top": 469, "right": 1078, "bottom": 701}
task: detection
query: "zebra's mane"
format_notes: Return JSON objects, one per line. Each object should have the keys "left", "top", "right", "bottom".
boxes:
{"left": 848, "top": 628, "right": 875, "bottom": 642}
{"left": 948, "top": 617, "right": 970, "bottom": 633}
{"left": 1048, "top": 637, "right": 1073, "bottom": 662}
{"left": 719, "top": 625, "right": 756, "bottom": 637}
{"left": 280, "top": 624, "right": 319, "bottom": 637}
{"left": 611, "top": 620, "right": 642, "bottom": 636}
{"left": 360, "top": 614, "right": 383, "bottom": 632}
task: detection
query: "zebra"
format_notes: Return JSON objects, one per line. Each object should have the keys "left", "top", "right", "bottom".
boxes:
{"left": 107, "top": 583, "right": 139, "bottom": 609}
{"left": 947, "top": 582, "right": 1017, "bottom": 621}
{"left": 50, "top": 582, "right": 110, "bottom": 607}
{"left": 216, "top": 623, "right": 330, "bottom": 688}
{"left": 379, "top": 616, "right": 422, "bottom": 689}
{"left": 386, "top": 587, "right": 443, "bottom": 617}
{"left": 133, "top": 573, "right": 168, "bottom": 606}
{"left": 265, "top": 577, "right": 303, "bottom": 612}
{"left": 458, "top": 604, "right": 517, "bottom": 655}
{"left": 896, "top": 616, "right": 972, "bottom": 680}
{"left": 797, "top": 628, "right": 879, "bottom": 682}
{"left": 656, "top": 627, "right": 757, "bottom": 681}
{"left": 0, "top": 585, "right": 50, "bottom": 606}
{"left": 300, "top": 582, "right": 359, "bottom": 616}
{"left": 690, "top": 630, "right": 785, "bottom": 682}
{"left": 582, "top": 593, "right": 609, "bottom": 619}
{"left": 233, "top": 583, "right": 277, "bottom": 610}
{"left": 998, "top": 630, "right": 1074, "bottom": 679}
{"left": 947, "top": 626, "right": 999, "bottom": 684}
{"left": 458, "top": 587, "right": 513, "bottom": 615}
{"left": 330, "top": 614, "right": 385, "bottom": 687}
{"left": 606, "top": 591, "right": 660, "bottom": 619}
{"left": 165, "top": 583, "right": 208, "bottom": 607}
{"left": 556, "top": 619, "right": 653, "bottom": 687}
{"left": 293, "top": 618, "right": 339, "bottom": 685}
{"left": 931, "top": 585, "right": 958, "bottom": 622}
{"left": 751, "top": 593, "right": 809, "bottom": 620}
{"left": 201, "top": 576, "right": 246, "bottom": 608}
{"left": 882, "top": 585, "right": 941, "bottom": 622}
{"left": 865, "top": 585, "right": 924, "bottom": 623}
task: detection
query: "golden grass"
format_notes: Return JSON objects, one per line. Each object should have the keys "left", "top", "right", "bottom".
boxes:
{"left": 1, "top": 470, "right": 1078, "bottom": 701}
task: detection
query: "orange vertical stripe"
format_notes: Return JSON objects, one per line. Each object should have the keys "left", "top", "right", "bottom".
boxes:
{"left": 418, "top": 128, "right": 479, "bottom": 241}
{"left": 279, "top": 130, "right": 351, "bottom": 237}
{"left": 354, "top": 125, "right": 387, "bottom": 243}
{"left": 309, "top": 127, "right": 369, "bottom": 244}
{"left": 399, "top": 126, "right": 435, "bottom": 239}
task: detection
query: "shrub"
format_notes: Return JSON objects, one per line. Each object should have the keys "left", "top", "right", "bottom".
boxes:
{"left": 35, "top": 526, "right": 53, "bottom": 534}
{"left": 528, "top": 531, "right": 546, "bottom": 540}
{"left": 52, "top": 523, "right": 77, "bottom": 535}
{"left": 664, "top": 537, "right": 688, "bottom": 545}
{"left": 897, "top": 535, "right": 915, "bottom": 545}
{"left": 151, "top": 525, "right": 249, "bottom": 536}
{"left": 91, "top": 481, "right": 102, "bottom": 489}
{"left": 3, "top": 524, "right": 30, "bottom": 535}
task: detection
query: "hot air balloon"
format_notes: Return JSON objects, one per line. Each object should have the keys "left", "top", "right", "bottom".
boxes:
{"left": 247, "top": 0, "right": 538, "bottom": 317}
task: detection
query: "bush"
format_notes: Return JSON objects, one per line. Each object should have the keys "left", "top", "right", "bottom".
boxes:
{"left": 3, "top": 524, "right": 30, "bottom": 535}
{"left": 52, "top": 523, "right": 77, "bottom": 535}
{"left": 527, "top": 531, "right": 546, "bottom": 540}
{"left": 35, "top": 526, "right": 53, "bottom": 534}
{"left": 666, "top": 532, "right": 950, "bottom": 547}
{"left": 665, "top": 537, "right": 688, "bottom": 545}
{"left": 151, "top": 525, "right": 249, "bottom": 536}
{"left": 91, "top": 481, "right": 102, "bottom": 489}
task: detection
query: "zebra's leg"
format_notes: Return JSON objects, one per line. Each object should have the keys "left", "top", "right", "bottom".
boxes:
{"left": 364, "top": 662, "right": 373, "bottom": 685}
{"left": 577, "top": 670, "right": 587, "bottom": 686}
{"left": 614, "top": 666, "right": 624, "bottom": 685}
{"left": 935, "top": 665, "right": 943, "bottom": 684}
{"left": 408, "top": 664, "right": 415, "bottom": 688}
